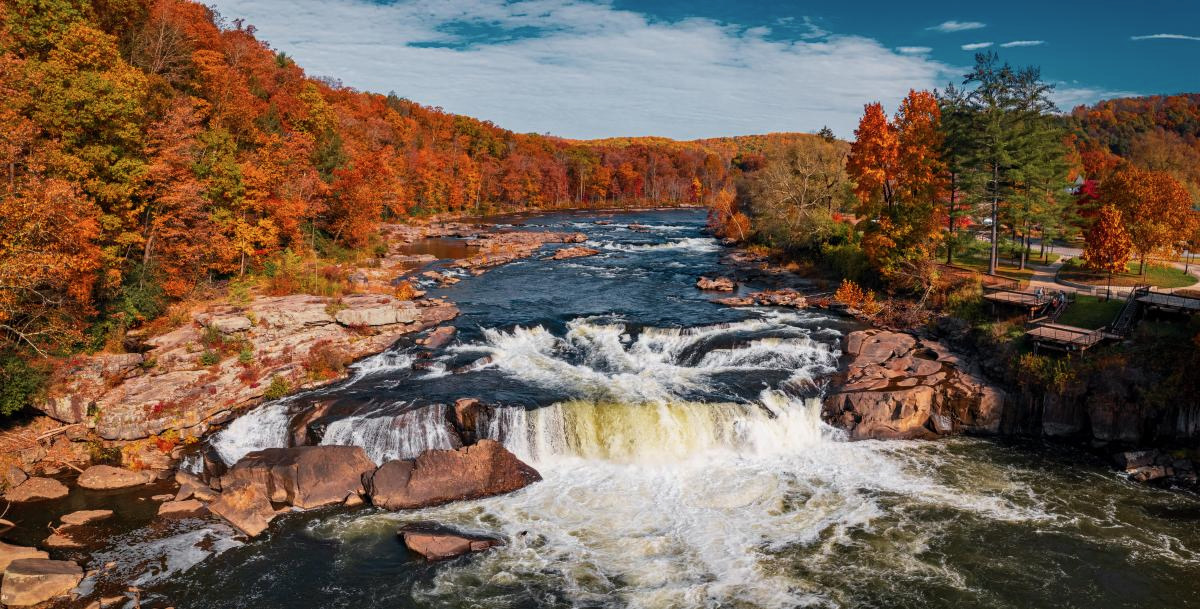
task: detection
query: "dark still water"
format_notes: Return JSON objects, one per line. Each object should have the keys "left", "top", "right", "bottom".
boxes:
{"left": 126, "top": 209, "right": 1199, "bottom": 608}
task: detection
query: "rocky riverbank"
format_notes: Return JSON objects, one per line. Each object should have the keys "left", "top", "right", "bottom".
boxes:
{"left": 0, "top": 218, "right": 598, "bottom": 607}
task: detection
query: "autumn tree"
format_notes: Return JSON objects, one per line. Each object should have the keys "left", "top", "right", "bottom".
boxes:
{"left": 1082, "top": 204, "right": 1133, "bottom": 297}
{"left": 847, "top": 90, "right": 946, "bottom": 292}
{"left": 1101, "top": 165, "right": 1197, "bottom": 274}
{"left": 742, "top": 135, "right": 849, "bottom": 250}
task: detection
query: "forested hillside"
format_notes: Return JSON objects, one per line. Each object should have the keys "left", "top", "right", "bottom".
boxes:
{"left": 0, "top": 0, "right": 755, "bottom": 402}
{"left": 1070, "top": 93, "right": 1200, "bottom": 201}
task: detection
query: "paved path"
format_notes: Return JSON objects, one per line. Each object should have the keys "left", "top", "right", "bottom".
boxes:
{"left": 993, "top": 239, "right": 1200, "bottom": 297}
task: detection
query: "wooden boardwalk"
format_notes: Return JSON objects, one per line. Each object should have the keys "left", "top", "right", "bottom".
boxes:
{"left": 1027, "top": 323, "right": 1110, "bottom": 352}
{"left": 1137, "top": 291, "right": 1200, "bottom": 314}
{"left": 983, "top": 287, "right": 1054, "bottom": 317}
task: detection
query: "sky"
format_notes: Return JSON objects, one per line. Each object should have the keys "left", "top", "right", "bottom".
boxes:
{"left": 207, "top": 0, "right": 1200, "bottom": 140}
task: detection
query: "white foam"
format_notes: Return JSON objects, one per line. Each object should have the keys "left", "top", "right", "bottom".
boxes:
{"left": 451, "top": 317, "right": 837, "bottom": 402}
{"left": 592, "top": 237, "right": 721, "bottom": 254}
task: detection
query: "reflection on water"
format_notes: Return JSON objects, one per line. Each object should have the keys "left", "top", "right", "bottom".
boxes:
{"left": 393, "top": 237, "right": 475, "bottom": 261}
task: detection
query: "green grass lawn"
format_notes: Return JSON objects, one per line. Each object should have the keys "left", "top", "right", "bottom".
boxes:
{"left": 949, "top": 252, "right": 1037, "bottom": 283}
{"left": 1055, "top": 294, "right": 1126, "bottom": 329}
{"left": 1057, "top": 259, "right": 1196, "bottom": 289}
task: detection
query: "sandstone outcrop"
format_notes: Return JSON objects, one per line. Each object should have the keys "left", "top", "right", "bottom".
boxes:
{"left": 221, "top": 445, "right": 375, "bottom": 509}
{"left": 40, "top": 293, "right": 458, "bottom": 444}
{"left": 364, "top": 440, "right": 540, "bottom": 510}
{"left": 824, "top": 330, "right": 1005, "bottom": 440}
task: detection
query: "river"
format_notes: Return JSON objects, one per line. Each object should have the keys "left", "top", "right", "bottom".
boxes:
{"left": 104, "top": 209, "right": 1199, "bottom": 608}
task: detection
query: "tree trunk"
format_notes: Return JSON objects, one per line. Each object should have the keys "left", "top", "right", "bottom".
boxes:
{"left": 989, "top": 165, "right": 999, "bottom": 276}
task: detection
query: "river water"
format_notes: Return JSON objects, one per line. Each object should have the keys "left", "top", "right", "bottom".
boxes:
{"left": 131, "top": 209, "right": 1199, "bottom": 608}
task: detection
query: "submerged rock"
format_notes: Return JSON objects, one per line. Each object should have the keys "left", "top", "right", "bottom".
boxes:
{"left": 3, "top": 477, "right": 69, "bottom": 502}
{"left": 398, "top": 523, "right": 504, "bottom": 560}
{"left": 0, "top": 558, "right": 83, "bottom": 607}
{"left": 221, "top": 445, "right": 375, "bottom": 509}
{"left": 77, "top": 465, "right": 155, "bottom": 490}
{"left": 364, "top": 440, "right": 541, "bottom": 510}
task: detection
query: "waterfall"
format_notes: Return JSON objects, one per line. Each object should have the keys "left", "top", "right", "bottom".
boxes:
{"left": 320, "top": 403, "right": 461, "bottom": 465}
{"left": 211, "top": 403, "right": 292, "bottom": 466}
{"left": 483, "top": 390, "right": 838, "bottom": 465}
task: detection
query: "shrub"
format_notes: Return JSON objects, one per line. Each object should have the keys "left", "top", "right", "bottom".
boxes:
{"left": 238, "top": 345, "right": 254, "bottom": 365}
{"left": 0, "top": 354, "right": 46, "bottom": 417}
{"left": 820, "top": 243, "right": 871, "bottom": 283}
{"left": 834, "top": 279, "right": 881, "bottom": 315}
{"left": 394, "top": 281, "right": 420, "bottom": 300}
{"left": 305, "top": 340, "right": 351, "bottom": 380}
{"left": 264, "top": 375, "right": 291, "bottom": 400}
{"left": 88, "top": 441, "right": 123, "bottom": 466}
{"left": 199, "top": 350, "right": 220, "bottom": 366}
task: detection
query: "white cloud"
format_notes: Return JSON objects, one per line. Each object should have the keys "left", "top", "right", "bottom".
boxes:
{"left": 206, "top": 0, "right": 961, "bottom": 139}
{"left": 897, "top": 46, "right": 933, "bottom": 54}
{"left": 1000, "top": 40, "right": 1045, "bottom": 47}
{"left": 1131, "top": 33, "right": 1200, "bottom": 41}
{"left": 928, "top": 20, "right": 986, "bottom": 33}
{"left": 961, "top": 42, "right": 994, "bottom": 50}
{"left": 1052, "top": 84, "right": 1141, "bottom": 110}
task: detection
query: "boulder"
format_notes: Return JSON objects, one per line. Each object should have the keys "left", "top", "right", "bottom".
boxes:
{"left": 365, "top": 440, "right": 541, "bottom": 510}
{"left": 158, "top": 499, "right": 207, "bottom": 519}
{"left": 3, "top": 477, "right": 69, "bottom": 502}
{"left": 335, "top": 295, "right": 420, "bottom": 327}
{"left": 0, "top": 558, "right": 83, "bottom": 607}
{"left": 60, "top": 510, "right": 113, "bottom": 527}
{"left": 696, "top": 276, "right": 735, "bottom": 292}
{"left": 0, "top": 542, "right": 48, "bottom": 573}
{"left": 208, "top": 480, "right": 275, "bottom": 538}
{"left": 174, "top": 471, "right": 218, "bottom": 502}
{"left": 399, "top": 524, "right": 504, "bottom": 560}
{"left": 221, "top": 445, "right": 376, "bottom": 509}
{"left": 198, "top": 314, "right": 252, "bottom": 334}
{"left": 1129, "top": 465, "right": 1169, "bottom": 483}
{"left": 77, "top": 465, "right": 154, "bottom": 490}
{"left": 825, "top": 386, "right": 938, "bottom": 440}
